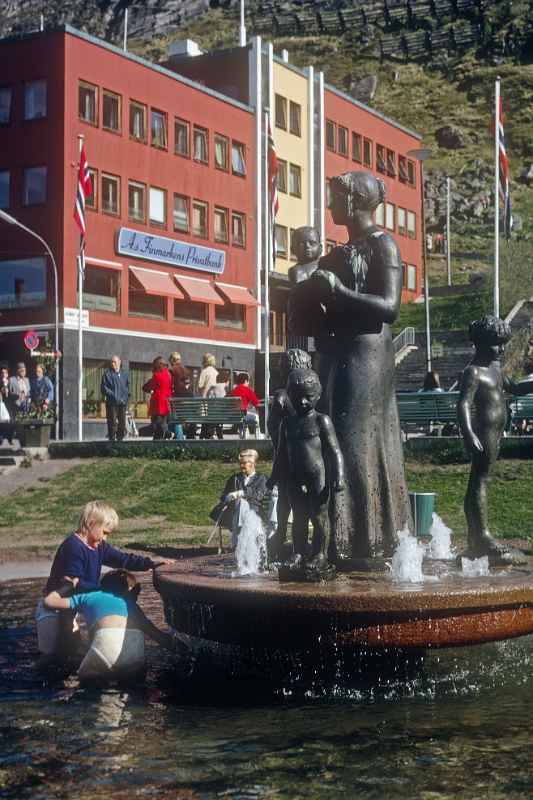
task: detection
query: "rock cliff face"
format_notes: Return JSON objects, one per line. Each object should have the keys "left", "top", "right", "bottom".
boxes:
{"left": 0, "top": 0, "right": 210, "bottom": 43}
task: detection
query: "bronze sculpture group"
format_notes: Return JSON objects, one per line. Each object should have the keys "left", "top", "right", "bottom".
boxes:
{"left": 224, "top": 168, "right": 527, "bottom": 580}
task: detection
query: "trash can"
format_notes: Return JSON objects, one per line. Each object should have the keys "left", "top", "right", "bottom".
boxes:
{"left": 409, "top": 492, "right": 436, "bottom": 537}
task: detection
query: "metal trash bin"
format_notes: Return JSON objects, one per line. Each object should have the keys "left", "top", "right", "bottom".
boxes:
{"left": 409, "top": 492, "right": 436, "bottom": 537}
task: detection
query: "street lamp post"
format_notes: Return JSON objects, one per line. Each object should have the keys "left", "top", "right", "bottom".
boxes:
{"left": 0, "top": 210, "right": 60, "bottom": 441}
{"left": 407, "top": 148, "right": 433, "bottom": 375}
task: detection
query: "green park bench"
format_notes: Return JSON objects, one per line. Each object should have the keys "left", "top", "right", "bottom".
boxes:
{"left": 168, "top": 396, "right": 246, "bottom": 438}
{"left": 509, "top": 395, "right": 533, "bottom": 431}
{"left": 396, "top": 391, "right": 460, "bottom": 435}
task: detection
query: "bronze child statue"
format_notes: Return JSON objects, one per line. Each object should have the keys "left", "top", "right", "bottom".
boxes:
{"left": 267, "top": 367, "right": 345, "bottom": 581}
{"left": 458, "top": 315, "right": 526, "bottom": 565}
{"left": 288, "top": 226, "right": 322, "bottom": 285}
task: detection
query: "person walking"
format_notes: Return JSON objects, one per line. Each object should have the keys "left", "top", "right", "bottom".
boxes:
{"left": 101, "top": 355, "right": 129, "bottom": 442}
{"left": 143, "top": 356, "right": 172, "bottom": 440}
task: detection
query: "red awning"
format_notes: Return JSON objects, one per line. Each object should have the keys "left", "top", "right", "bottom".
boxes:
{"left": 215, "top": 283, "right": 259, "bottom": 306}
{"left": 175, "top": 275, "right": 224, "bottom": 305}
{"left": 130, "top": 267, "right": 184, "bottom": 299}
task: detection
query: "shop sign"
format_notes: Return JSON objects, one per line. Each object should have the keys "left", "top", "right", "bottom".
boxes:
{"left": 116, "top": 227, "right": 225, "bottom": 275}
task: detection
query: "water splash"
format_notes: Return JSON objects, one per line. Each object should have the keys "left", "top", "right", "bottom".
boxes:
{"left": 391, "top": 528, "right": 426, "bottom": 583}
{"left": 427, "top": 513, "right": 455, "bottom": 560}
{"left": 234, "top": 503, "right": 267, "bottom": 576}
{"left": 461, "top": 555, "right": 490, "bottom": 577}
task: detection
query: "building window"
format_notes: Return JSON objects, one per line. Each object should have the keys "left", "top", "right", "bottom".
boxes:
{"left": 407, "top": 264, "right": 417, "bottom": 291}
{"left": 398, "top": 155, "right": 408, "bottom": 183}
{"left": 24, "top": 80, "right": 47, "bottom": 120}
{"left": 352, "top": 132, "right": 362, "bottom": 163}
{"left": 151, "top": 109, "right": 167, "bottom": 149}
{"left": 289, "top": 101, "right": 301, "bottom": 136}
{"left": 407, "top": 211, "right": 416, "bottom": 239}
{"left": 128, "top": 181, "right": 146, "bottom": 222}
{"left": 385, "top": 202, "right": 395, "bottom": 231}
{"left": 231, "top": 141, "right": 246, "bottom": 176}
{"left": 79, "top": 81, "right": 98, "bottom": 125}
{"left": 397, "top": 206, "right": 406, "bottom": 235}
{"left": 0, "top": 171, "right": 10, "bottom": 209}
{"left": 326, "top": 119, "right": 336, "bottom": 151}
{"left": 275, "top": 225, "right": 288, "bottom": 258}
{"left": 289, "top": 229, "right": 298, "bottom": 261}
{"left": 407, "top": 159, "right": 416, "bottom": 187}
{"left": 102, "top": 173, "right": 120, "bottom": 215}
{"left": 269, "top": 310, "right": 287, "bottom": 349}
{"left": 363, "top": 138, "right": 372, "bottom": 168}
{"left": 232, "top": 212, "right": 246, "bottom": 247}
{"left": 275, "top": 94, "right": 287, "bottom": 130}
{"left": 130, "top": 101, "right": 147, "bottom": 142}
{"left": 0, "top": 88, "right": 13, "bottom": 125}
{"left": 173, "top": 194, "right": 189, "bottom": 232}
{"left": 193, "top": 126, "right": 208, "bottom": 163}
{"left": 129, "top": 273, "right": 166, "bottom": 319}
{"left": 175, "top": 118, "right": 190, "bottom": 157}
{"left": 338, "top": 126, "right": 348, "bottom": 157}
{"left": 386, "top": 148, "right": 396, "bottom": 177}
{"left": 375, "top": 201, "right": 384, "bottom": 227}
{"left": 277, "top": 159, "right": 287, "bottom": 193}
{"left": 326, "top": 178, "right": 331, "bottom": 208}
{"left": 149, "top": 186, "right": 166, "bottom": 227}
{"left": 0, "top": 256, "right": 47, "bottom": 309}
{"left": 289, "top": 163, "right": 301, "bottom": 198}
{"left": 83, "top": 265, "right": 120, "bottom": 313}
{"left": 86, "top": 168, "right": 97, "bottom": 210}
{"left": 103, "top": 90, "right": 121, "bottom": 133}
{"left": 192, "top": 200, "right": 208, "bottom": 238}
{"left": 326, "top": 239, "right": 336, "bottom": 253}
{"left": 376, "top": 145, "right": 386, "bottom": 174}
{"left": 23, "top": 166, "right": 47, "bottom": 205}
{"left": 214, "top": 206, "right": 229, "bottom": 243}
{"left": 214, "top": 134, "right": 229, "bottom": 170}
{"left": 215, "top": 301, "right": 246, "bottom": 330}
{"left": 174, "top": 298, "right": 208, "bottom": 325}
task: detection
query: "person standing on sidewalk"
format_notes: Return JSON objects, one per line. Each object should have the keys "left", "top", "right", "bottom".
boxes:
{"left": 101, "top": 355, "right": 129, "bottom": 442}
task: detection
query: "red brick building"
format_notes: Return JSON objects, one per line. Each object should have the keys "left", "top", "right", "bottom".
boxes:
{"left": 324, "top": 85, "right": 423, "bottom": 301}
{"left": 0, "top": 27, "right": 257, "bottom": 438}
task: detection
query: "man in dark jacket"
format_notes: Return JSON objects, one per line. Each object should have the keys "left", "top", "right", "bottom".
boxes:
{"left": 101, "top": 355, "right": 129, "bottom": 441}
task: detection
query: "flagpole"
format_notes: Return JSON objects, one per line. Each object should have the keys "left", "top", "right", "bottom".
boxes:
{"left": 264, "top": 111, "right": 271, "bottom": 436}
{"left": 77, "top": 134, "right": 84, "bottom": 442}
{"left": 494, "top": 76, "right": 501, "bottom": 318}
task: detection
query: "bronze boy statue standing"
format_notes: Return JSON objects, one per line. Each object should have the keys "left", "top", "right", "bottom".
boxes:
{"left": 268, "top": 367, "right": 345, "bottom": 581}
{"left": 458, "top": 315, "right": 527, "bottom": 565}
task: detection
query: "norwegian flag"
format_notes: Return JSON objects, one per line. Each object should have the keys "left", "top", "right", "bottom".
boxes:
{"left": 73, "top": 144, "right": 92, "bottom": 274}
{"left": 267, "top": 121, "right": 279, "bottom": 263}
{"left": 497, "top": 98, "right": 512, "bottom": 239}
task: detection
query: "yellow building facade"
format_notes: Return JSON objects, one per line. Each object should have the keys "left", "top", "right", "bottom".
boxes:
{"left": 271, "top": 58, "right": 311, "bottom": 276}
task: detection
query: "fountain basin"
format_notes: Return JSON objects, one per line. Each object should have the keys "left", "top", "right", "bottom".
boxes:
{"left": 154, "top": 554, "right": 533, "bottom": 650}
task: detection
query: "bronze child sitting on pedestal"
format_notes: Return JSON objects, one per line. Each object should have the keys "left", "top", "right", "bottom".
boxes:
{"left": 458, "top": 315, "right": 526, "bottom": 565}
{"left": 267, "top": 367, "right": 345, "bottom": 581}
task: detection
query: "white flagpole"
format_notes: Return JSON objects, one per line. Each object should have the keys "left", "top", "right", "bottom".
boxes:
{"left": 264, "top": 111, "right": 271, "bottom": 436}
{"left": 494, "top": 76, "right": 501, "bottom": 318}
{"left": 77, "top": 134, "right": 84, "bottom": 442}
{"left": 239, "top": 0, "right": 246, "bottom": 46}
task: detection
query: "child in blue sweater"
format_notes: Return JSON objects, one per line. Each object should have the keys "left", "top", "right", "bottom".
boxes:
{"left": 44, "top": 569, "right": 174, "bottom": 681}
{"left": 37, "top": 500, "right": 169, "bottom": 657}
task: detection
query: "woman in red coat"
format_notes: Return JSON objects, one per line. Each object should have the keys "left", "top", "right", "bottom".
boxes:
{"left": 142, "top": 356, "right": 173, "bottom": 440}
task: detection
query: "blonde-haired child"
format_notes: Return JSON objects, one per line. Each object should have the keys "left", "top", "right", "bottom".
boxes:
{"left": 36, "top": 500, "right": 167, "bottom": 657}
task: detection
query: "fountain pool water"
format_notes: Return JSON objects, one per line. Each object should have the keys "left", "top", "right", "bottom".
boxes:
{"left": 3, "top": 575, "right": 533, "bottom": 799}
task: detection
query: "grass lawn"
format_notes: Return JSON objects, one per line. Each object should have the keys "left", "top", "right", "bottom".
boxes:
{"left": 1, "top": 458, "right": 532, "bottom": 559}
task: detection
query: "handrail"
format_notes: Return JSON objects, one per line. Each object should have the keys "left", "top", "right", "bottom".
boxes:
{"left": 393, "top": 326, "right": 416, "bottom": 354}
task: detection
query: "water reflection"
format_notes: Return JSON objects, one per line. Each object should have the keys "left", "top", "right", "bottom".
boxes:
{"left": 1, "top": 578, "right": 533, "bottom": 799}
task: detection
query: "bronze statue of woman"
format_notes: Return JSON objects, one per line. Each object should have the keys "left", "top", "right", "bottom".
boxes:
{"left": 288, "top": 170, "right": 411, "bottom": 561}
